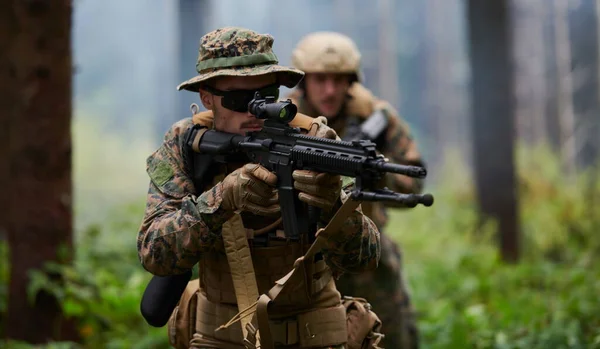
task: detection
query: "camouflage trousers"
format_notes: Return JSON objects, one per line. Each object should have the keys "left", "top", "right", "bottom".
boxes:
{"left": 335, "top": 232, "right": 418, "bottom": 349}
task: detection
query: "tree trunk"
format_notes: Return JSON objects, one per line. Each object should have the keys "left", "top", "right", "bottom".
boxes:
{"left": 554, "top": 0, "right": 577, "bottom": 176}
{"left": 543, "top": 2, "right": 562, "bottom": 150}
{"left": 568, "top": 0, "right": 600, "bottom": 169}
{"left": 423, "top": 0, "right": 468, "bottom": 178}
{"left": 423, "top": 0, "right": 443, "bottom": 174}
{"left": 171, "top": 0, "right": 210, "bottom": 138}
{"left": 1, "top": 0, "right": 77, "bottom": 343}
{"left": 377, "top": 0, "right": 400, "bottom": 110}
{"left": 530, "top": 0, "right": 549, "bottom": 146}
{"left": 512, "top": 0, "right": 548, "bottom": 146}
{"left": 467, "top": 0, "right": 521, "bottom": 262}
{"left": 0, "top": 2, "right": 9, "bottom": 336}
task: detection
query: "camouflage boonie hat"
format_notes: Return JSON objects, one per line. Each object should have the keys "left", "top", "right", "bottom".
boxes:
{"left": 177, "top": 27, "right": 305, "bottom": 92}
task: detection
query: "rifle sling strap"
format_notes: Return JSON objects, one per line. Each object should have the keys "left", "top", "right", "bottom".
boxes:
{"left": 220, "top": 213, "right": 261, "bottom": 340}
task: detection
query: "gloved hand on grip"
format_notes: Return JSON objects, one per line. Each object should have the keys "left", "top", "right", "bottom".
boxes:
{"left": 220, "top": 163, "right": 280, "bottom": 217}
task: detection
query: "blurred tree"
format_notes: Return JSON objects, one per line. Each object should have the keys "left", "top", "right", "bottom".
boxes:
{"left": 397, "top": 1, "right": 429, "bottom": 142}
{"left": 0, "top": 0, "right": 78, "bottom": 343}
{"left": 513, "top": 0, "right": 548, "bottom": 146}
{"left": 424, "top": 0, "right": 465, "bottom": 174}
{"left": 543, "top": 1, "right": 562, "bottom": 150}
{"left": 0, "top": 0, "right": 7, "bottom": 333}
{"left": 419, "top": 0, "right": 471, "bottom": 179}
{"left": 423, "top": 0, "right": 444, "bottom": 170}
{"left": 353, "top": 0, "right": 380, "bottom": 96}
{"left": 554, "top": 0, "right": 577, "bottom": 175}
{"left": 167, "top": 0, "right": 211, "bottom": 140}
{"left": 568, "top": 0, "right": 600, "bottom": 169}
{"left": 467, "top": 0, "right": 521, "bottom": 262}
{"left": 377, "top": 0, "right": 400, "bottom": 109}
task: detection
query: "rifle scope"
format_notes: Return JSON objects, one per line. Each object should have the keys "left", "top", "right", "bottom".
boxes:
{"left": 248, "top": 92, "right": 297, "bottom": 123}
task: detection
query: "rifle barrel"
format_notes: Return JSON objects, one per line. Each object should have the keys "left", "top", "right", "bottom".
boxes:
{"left": 367, "top": 160, "right": 427, "bottom": 178}
{"left": 351, "top": 191, "right": 434, "bottom": 207}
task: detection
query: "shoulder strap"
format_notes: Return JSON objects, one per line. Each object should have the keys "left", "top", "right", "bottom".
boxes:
{"left": 192, "top": 110, "right": 214, "bottom": 128}
{"left": 219, "top": 214, "right": 260, "bottom": 340}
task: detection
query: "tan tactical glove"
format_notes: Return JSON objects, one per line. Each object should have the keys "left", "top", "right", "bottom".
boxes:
{"left": 293, "top": 170, "right": 342, "bottom": 211}
{"left": 220, "top": 163, "right": 280, "bottom": 217}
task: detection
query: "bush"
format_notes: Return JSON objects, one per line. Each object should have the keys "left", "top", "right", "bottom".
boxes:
{"left": 0, "top": 203, "right": 169, "bottom": 349}
{"left": 388, "top": 145, "right": 600, "bottom": 348}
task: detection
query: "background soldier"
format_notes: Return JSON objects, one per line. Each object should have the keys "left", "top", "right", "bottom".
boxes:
{"left": 288, "top": 31, "right": 426, "bottom": 349}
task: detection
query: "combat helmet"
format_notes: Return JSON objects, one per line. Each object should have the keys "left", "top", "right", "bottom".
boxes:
{"left": 291, "top": 31, "right": 363, "bottom": 83}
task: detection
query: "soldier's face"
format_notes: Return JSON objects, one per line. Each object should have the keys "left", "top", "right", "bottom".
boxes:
{"left": 199, "top": 74, "right": 278, "bottom": 135}
{"left": 304, "top": 73, "right": 352, "bottom": 118}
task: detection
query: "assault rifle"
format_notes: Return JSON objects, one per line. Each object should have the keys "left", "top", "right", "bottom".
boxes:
{"left": 186, "top": 93, "right": 433, "bottom": 240}
{"left": 140, "top": 93, "right": 434, "bottom": 327}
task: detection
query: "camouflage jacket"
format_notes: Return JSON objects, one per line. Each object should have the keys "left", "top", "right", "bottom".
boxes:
{"left": 287, "top": 83, "right": 425, "bottom": 229}
{"left": 137, "top": 116, "right": 381, "bottom": 276}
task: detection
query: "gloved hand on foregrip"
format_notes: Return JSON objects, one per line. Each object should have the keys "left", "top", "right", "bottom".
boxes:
{"left": 293, "top": 170, "right": 342, "bottom": 211}
{"left": 295, "top": 116, "right": 343, "bottom": 211}
{"left": 220, "top": 163, "right": 280, "bottom": 217}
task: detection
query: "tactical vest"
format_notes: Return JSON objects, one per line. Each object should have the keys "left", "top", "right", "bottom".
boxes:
{"left": 173, "top": 110, "right": 351, "bottom": 349}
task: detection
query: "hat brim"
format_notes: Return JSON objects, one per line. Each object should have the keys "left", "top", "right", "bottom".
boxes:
{"left": 177, "top": 64, "right": 305, "bottom": 92}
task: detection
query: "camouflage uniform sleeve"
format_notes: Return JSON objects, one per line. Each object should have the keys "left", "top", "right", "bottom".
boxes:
{"left": 379, "top": 102, "right": 426, "bottom": 195}
{"left": 137, "top": 118, "right": 234, "bottom": 276}
{"left": 308, "top": 117, "right": 381, "bottom": 276}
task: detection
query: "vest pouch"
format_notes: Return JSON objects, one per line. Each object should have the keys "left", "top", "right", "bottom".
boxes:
{"left": 168, "top": 280, "right": 200, "bottom": 349}
{"left": 343, "top": 296, "right": 385, "bottom": 349}
{"left": 296, "top": 304, "right": 348, "bottom": 348}
{"left": 195, "top": 288, "right": 245, "bottom": 345}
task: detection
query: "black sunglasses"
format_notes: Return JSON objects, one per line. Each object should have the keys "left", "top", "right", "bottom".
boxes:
{"left": 203, "top": 83, "right": 280, "bottom": 113}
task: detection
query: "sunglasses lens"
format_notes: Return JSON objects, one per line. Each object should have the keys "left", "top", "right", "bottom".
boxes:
{"left": 222, "top": 95, "right": 251, "bottom": 112}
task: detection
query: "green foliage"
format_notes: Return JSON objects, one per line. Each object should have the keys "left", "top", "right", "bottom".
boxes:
{"left": 72, "top": 115, "right": 154, "bottom": 232}
{"left": 64, "top": 202, "right": 168, "bottom": 349}
{"left": 516, "top": 144, "right": 600, "bottom": 263}
{"left": 388, "top": 144, "right": 600, "bottom": 349}
{"left": 2, "top": 202, "right": 169, "bottom": 349}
